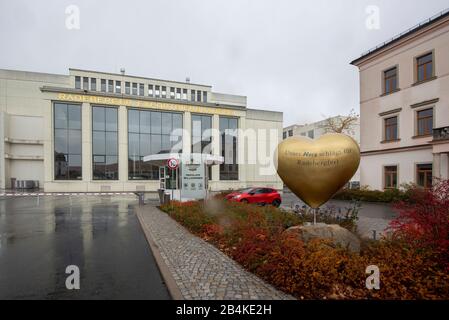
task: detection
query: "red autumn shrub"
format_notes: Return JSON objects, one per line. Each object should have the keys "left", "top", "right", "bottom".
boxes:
{"left": 390, "top": 179, "right": 449, "bottom": 270}
{"left": 160, "top": 198, "right": 449, "bottom": 299}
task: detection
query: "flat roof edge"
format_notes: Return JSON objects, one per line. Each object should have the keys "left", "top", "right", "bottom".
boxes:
{"left": 69, "top": 68, "right": 212, "bottom": 88}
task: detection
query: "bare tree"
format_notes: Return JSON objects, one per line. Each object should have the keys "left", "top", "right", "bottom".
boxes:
{"left": 319, "top": 109, "right": 359, "bottom": 135}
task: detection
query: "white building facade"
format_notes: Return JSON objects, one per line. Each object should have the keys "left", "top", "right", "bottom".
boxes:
{"left": 0, "top": 68, "right": 283, "bottom": 192}
{"left": 351, "top": 10, "right": 449, "bottom": 190}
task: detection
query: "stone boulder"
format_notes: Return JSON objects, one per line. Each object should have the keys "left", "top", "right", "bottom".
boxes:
{"left": 285, "top": 223, "right": 361, "bottom": 253}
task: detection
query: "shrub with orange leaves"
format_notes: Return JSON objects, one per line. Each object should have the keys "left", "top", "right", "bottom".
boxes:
{"left": 159, "top": 197, "right": 449, "bottom": 300}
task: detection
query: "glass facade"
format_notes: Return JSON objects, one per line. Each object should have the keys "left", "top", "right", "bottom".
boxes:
{"left": 219, "top": 117, "right": 238, "bottom": 180}
{"left": 128, "top": 109, "right": 183, "bottom": 180}
{"left": 92, "top": 106, "right": 118, "bottom": 180}
{"left": 191, "top": 115, "right": 212, "bottom": 154}
{"left": 54, "top": 103, "right": 82, "bottom": 180}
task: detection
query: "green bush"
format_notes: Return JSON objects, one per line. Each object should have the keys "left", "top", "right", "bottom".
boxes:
{"left": 333, "top": 187, "right": 411, "bottom": 203}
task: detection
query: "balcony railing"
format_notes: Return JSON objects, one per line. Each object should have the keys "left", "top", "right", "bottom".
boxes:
{"left": 433, "top": 126, "right": 449, "bottom": 142}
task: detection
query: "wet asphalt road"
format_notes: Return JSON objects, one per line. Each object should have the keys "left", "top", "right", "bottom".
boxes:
{"left": 0, "top": 195, "right": 170, "bottom": 300}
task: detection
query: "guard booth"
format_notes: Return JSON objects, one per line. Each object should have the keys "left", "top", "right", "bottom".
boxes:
{"left": 143, "top": 153, "right": 224, "bottom": 202}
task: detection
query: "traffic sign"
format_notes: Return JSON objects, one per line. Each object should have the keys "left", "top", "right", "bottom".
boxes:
{"left": 167, "top": 158, "right": 179, "bottom": 170}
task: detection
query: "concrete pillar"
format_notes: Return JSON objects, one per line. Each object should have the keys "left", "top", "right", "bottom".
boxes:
{"left": 211, "top": 114, "right": 220, "bottom": 181}
{"left": 238, "top": 116, "right": 246, "bottom": 184}
{"left": 0, "top": 112, "right": 5, "bottom": 189}
{"left": 118, "top": 105, "right": 128, "bottom": 187}
{"left": 81, "top": 103, "right": 92, "bottom": 186}
{"left": 43, "top": 101, "right": 53, "bottom": 188}
{"left": 182, "top": 111, "right": 191, "bottom": 156}
{"left": 433, "top": 153, "right": 441, "bottom": 179}
{"left": 446, "top": 153, "right": 449, "bottom": 180}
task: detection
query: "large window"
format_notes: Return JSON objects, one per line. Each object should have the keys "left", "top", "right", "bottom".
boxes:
{"left": 92, "top": 106, "right": 118, "bottom": 180}
{"left": 125, "top": 82, "right": 130, "bottom": 94}
{"left": 384, "top": 116, "right": 398, "bottom": 141}
{"left": 75, "top": 76, "right": 81, "bottom": 89}
{"left": 192, "top": 115, "right": 212, "bottom": 154}
{"left": 192, "top": 115, "right": 212, "bottom": 180}
{"left": 139, "top": 83, "right": 145, "bottom": 96}
{"left": 54, "top": 103, "right": 82, "bottom": 180}
{"left": 128, "top": 109, "right": 183, "bottom": 180}
{"left": 384, "top": 67, "right": 398, "bottom": 94}
{"left": 384, "top": 166, "right": 398, "bottom": 189}
{"left": 90, "top": 78, "right": 97, "bottom": 91}
{"left": 417, "top": 52, "right": 433, "bottom": 82}
{"left": 219, "top": 117, "right": 238, "bottom": 181}
{"left": 83, "top": 77, "right": 89, "bottom": 90}
{"left": 417, "top": 163, "right": 432, "bottom": 188}
{"left": 417, "top": 108, "right": 433, "bottom": 136}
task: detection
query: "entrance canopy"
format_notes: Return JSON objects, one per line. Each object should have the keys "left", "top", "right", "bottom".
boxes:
{"left": 143, "top": 153, "right": 224, "bottom": 166}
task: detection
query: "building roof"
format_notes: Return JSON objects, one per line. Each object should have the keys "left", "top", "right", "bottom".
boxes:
{"left": 351, "top": 8, "right": 449, "bottom": 66}
{"left": 69, "top": 68, "right": 212, "bottom": 88}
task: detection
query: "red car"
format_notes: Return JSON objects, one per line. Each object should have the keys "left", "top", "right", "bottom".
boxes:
{"left": 225, "top": 187, "right": 282, "bottom": 207}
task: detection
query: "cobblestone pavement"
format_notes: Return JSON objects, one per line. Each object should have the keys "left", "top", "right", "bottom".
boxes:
{"left": 137, "top": 203, "right": 294, "bottom": 300}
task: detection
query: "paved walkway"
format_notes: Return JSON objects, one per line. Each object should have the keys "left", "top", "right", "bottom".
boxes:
{"left": 136, "top": 203, "right": 293, "bottom": 300}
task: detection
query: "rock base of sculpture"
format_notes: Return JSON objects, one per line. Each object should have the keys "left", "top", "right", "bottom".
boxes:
{"left": 285, "top": 224, "right": 361, "bottom": 253}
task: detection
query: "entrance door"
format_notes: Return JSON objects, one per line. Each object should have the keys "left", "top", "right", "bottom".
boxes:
{"left": 159, "top": 166, "right": 178, "bottom": 190}
{"left": 166, "top": 167, "right": 178, "bottom": 190}
{"left": 159, "top": 167, "right": 166, "bottom": 189}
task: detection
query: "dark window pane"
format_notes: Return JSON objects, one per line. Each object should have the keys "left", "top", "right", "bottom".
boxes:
{"left": 418, "top": 66, "right": 425, "bottom": 81}
{"left": 68, "top": 105, "right": 81, "bottom": 129}
{"left": 92, "top": 107, "right": 105, "bottom": 131}
{"left": 55, "top": 129, "right": 68, "bottom": 154}
{"left": 426, "top": 63, "right": 433, "bottom": 78}
{"left": 68, "top": 154, "right": 82, "bottom": 180}
{"left": 140, "top": 111, "right": 151, "bottom": 134}
{"left": 75, "top": 76, "right": 81, "bottom": 89}
{"left": 220, "top": 116, "right": 239, "bottom": 180}
{"left": 202, "top": 116, "right": 211, "bottom": 136}
{"left": 105, "top": 131, "right": 117, "bottom": 156}
{"left": 55, "top": 153, "right": 68, "bottom": 180}
{"left": 128, "top": 133, "right": 140, "bottom": 158}
{"left": 91, "top": 78, "right": 96, "bottom": 91}
{"left": 162, "top": 113, "right": 172, "bottom": 135}
{"left": 128, "top": 109, "right": 140, "bottom": 133}
{"left": 105, "top": 156, "right": 118, "bottom": 179}
{"left": 54, "top": 104, "right": 68, "bottom": 129}
{"left": 151, "top": 134, "right": 162, "bottom": 155}
{"left": 68, "top": 156, "right": 82, "bottom": 179}
{"left": 173, "top": 113, "right": 182, "bottom": 130}
{"left": 105, "top": 108, "right": 117, "bottom": 132}
{"left": 161, "top": 135, "right": 171, "bottom": 152}
{"left": 94, "top": 155, "right": 105, "bottom": 163}
{"left": 140, "top": 134, "right": 151, "bottom": 157}
{"left": 151, "top": 112, "right": 162, "bottom": 134}
{"left": 68, "top": 129, "right": 82, "bottom": 154}
{"left": 93, "top": 131, "right": 105, "bottom": 155}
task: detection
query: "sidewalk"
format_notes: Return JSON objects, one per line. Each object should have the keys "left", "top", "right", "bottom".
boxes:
{"left": 136, "top": 203, "right": 293, "bottom": 300}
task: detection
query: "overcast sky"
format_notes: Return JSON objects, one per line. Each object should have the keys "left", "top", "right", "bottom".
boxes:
{"left": 1, "top": 0, "right": 448, "bottom": 126}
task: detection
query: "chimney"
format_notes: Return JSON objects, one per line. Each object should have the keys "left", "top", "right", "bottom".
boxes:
{"left": 120, "top": 68, "right": 125, "bottom": 75}
{"left": 186, "top": 77, "right": 190, "bottom": 83}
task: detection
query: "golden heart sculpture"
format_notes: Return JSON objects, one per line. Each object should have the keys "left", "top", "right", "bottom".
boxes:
{"left": 275, "top": 134, "right": 360, "bottom": 208}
